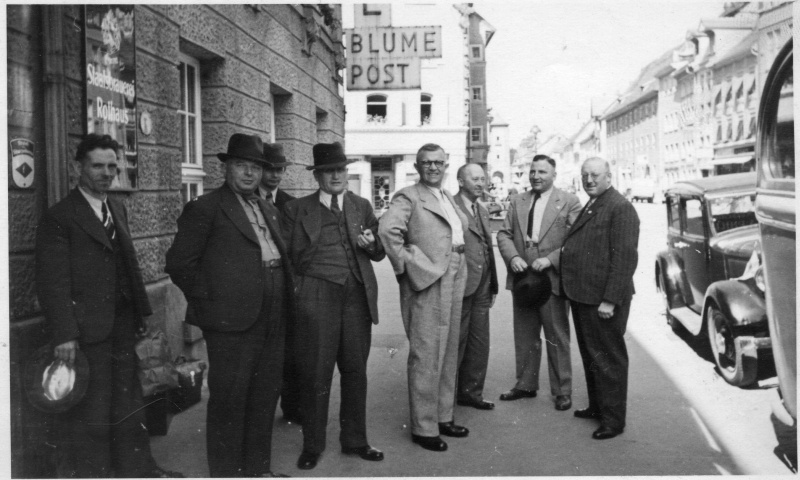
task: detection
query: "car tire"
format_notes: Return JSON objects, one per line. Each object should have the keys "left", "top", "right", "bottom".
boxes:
{"left": 707, "top": 303, "right": 758, "bottom": 387}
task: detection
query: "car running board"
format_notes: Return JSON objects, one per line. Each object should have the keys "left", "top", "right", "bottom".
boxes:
{"left": 669, "top": 306, "right": 702, "bottom": 335}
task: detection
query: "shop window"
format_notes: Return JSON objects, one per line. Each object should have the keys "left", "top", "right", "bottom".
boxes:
{"left": 178, "top": 54, "right": 204, "bottom": 203}
{"left": 471, "top": 87, "right": 483, "bottom": 101}
{"left": 471, "top": 127, "right": 482, "bottom": 143}
{"left": 420, "top": 93, "right": 432, "bottom": 125}
{"left": 367, "top": 94, "right": 387, "bottom": 123}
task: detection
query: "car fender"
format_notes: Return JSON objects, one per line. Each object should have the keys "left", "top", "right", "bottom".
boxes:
{"left": 704, "top": 279, "right": 767, "bottom": 328}
{"left": 656, "top": 250, "right": 687, "bottom": 309}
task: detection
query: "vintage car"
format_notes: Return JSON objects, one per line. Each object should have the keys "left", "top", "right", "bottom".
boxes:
{"left": 754, "top": 39, "right": 795, "bottom": 470}
{"left": 655, "top": 172, "right": 770, "bottom": 387}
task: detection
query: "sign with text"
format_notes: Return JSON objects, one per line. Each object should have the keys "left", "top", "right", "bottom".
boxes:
{"left": 345, "top": 26, "right": 441, "bottom": 90}
{"left": 85, "top": 5, "right": 138, "bottom": 189}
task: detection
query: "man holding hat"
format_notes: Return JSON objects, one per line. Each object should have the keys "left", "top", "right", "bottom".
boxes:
{"left": 378, "top": 143, "right": 471, "bottom": 452}
{"left": 166, "top": 133, "right": 292, "bottom": 477}
{"left": 496, "top": 154, "right": 581, "bottom": 411}
{"left": 35, "top": 133, "right": 183, "bottom": 477}
{"left": 282, "top": 142, "right": 385, "bottom": 470}
{"left": 259, "top": 142, "right": 303, "bottom": 424}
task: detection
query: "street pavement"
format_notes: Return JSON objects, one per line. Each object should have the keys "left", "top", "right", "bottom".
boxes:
{"left": 151, "top": 202, "right": 791, "bottom": 476}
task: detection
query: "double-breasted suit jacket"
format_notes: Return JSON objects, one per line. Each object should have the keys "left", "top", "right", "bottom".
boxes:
{"left": 497, "top": 188, "right": 581, "bottom": 295}
{"left": 166, "top": 183, "right": 292, "bottom": 332}
{"left": 36, "top": 188, "right": 151, "bottom": 346}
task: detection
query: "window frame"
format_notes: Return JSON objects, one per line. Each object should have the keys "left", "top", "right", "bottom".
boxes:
{"left": 366, "top": 94, "right": 388, "bottom": 121}
{"left": 470, "top": 127, "right": 482, "bottom": 143}
{"left": 471, "top": 86, "right": 483, "bottom": 101}
{"left": 178, "top": 53, "right": 205, "bottom": 203}
{"left": 420, "top": 93, "right": 432, "bottom": 125}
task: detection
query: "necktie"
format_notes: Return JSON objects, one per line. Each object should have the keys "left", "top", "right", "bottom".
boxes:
{"left": 101, "top": 201, "right": 116, "bottom": 241}
{"left": 264, "top": 191, "right": 274, "bottom": 207}
{"left": 526, "top": 193, "right": 541, "bottom": 238}
{"left": 330, "top": 194, "right": 342, "bottom": 217}
{"left": 472, "top": 203, "right": 477, "bottom": 218}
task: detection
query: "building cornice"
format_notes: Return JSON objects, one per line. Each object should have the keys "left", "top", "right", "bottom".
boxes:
{"left": 347, "top": 126, "right": 469, "bottom": 134}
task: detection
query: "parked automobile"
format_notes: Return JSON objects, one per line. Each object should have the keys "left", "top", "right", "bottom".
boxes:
{"left": 754, "top": 39, "right": 795, "bottom": 470}
{"left": 655, "top": 172, "right": 770, "bottom": 387}
{"left": 630, "top": 177, "right": 657, "bottom": 203}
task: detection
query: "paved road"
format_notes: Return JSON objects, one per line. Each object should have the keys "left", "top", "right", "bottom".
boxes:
{"left": 152, "top": 202, "right": 790, "bottom": 476}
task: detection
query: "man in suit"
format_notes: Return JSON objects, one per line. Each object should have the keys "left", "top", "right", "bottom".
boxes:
{"left": 561, "top": 157, "right": 640, "bottom": 440}
{"left": 497, "top": 155, "right": 582, "bottom": 411}
{"left": 282, "top": 142, "right": 385, "bottom": 470}
{"left": 378, "top": 143, "right": 470, "bottom": 452}
{"left": 166, "top": 134, "right": 291, "bottom": 477}
{"left": 452, "top": 164, "right": 498, "bottom": 411}
{"left": 258, "top": 143, "right": 302, "bottom": 425}
{"left": 35, "top": 134, "right": 183, "bottom": 478}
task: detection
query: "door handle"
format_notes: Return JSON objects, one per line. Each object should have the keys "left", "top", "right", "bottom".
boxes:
{"left": 674, "top": 241, "right": 689, "bottom": 249}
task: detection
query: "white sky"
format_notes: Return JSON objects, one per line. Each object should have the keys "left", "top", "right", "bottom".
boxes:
{"left": 476, "top": 0, "right": 727, "bottom": 148}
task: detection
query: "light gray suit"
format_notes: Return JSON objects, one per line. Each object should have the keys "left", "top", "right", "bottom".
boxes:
{"left": 497, "top": 188, "right": 581, "bottom": 395}
{"left": 379, "top": 183, "right": 469, "bottom": 437}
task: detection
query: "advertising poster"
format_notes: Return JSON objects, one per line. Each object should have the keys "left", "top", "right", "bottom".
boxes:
{"left": 85, "top": 5, "right": 137, "bottom": 189}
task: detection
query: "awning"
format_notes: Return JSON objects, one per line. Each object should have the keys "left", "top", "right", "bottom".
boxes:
{"left": 711, "top": 153, "right": 754, "bottom": 166}
{"left": 721, "top": 82, "right": 732, "bottom": 101}
{"left": 744, "top": 73, "right": 756, "bottom": 94}
{"left": 732, "top": 76, "right": 744, "bottom": 96}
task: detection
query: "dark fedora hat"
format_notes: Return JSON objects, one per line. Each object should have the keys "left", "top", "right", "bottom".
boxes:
{"left": 217, "top": 133, "right": 269, "bottom": 164}
{"left": 512, "top": 268, "right": 552, "bottom": 308}
{"left": 307, "top": 142, "right": 356, "bottom": 170}
{"left": 263, "top": 143, "right": 294, "bottom": 168}
{"left": 25, "top": 345, "right": 90, "bottom": 413}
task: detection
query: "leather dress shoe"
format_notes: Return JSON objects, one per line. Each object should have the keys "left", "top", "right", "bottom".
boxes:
{"left": 592, "top": 426, "right": 624, "bottom": 440}
{"left": 438, "top": 421, "right": 469, "bottom": 438}
{"left": 499, "top": 388, "right": 537, "bottom": 401}
{"left": 412, "top": 434, "right": 448, "bottom": 452}
{"left": 296, "top": 451, "right": 320, "bottom": 470}
{"left": 257, "top": 472, "right": 290, "bottom": 478}
{"left": 457, "top": 397, "right": 495, "bottom": 410}
{"left": 573, "top": 407, "right": 601, "bottom": 419}
{"left": 342, "top": 445, "right": 384, "bottom": 461}
{"left": 555, "top": 395, "right": 572, "bottom": 411}
{"left": 147, "top": 466, "right": 185, "bottom": 478}
{"left": 283, "top": 410, "right": 303, "bottom": 424}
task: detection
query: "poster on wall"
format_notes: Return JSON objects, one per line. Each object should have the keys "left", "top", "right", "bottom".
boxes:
{"left": 85, "top": 5, "right": 137, "bottom": 190}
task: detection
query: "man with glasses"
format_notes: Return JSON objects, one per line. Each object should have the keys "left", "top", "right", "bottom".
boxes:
{"left": 379, "top": 143, "right": 471, "bottom": 452}
{"left": 166, "top": 134, "right": 292, "bottom": 477}
{"left": 561, "top": 157, "right": 640, "bottom": 440}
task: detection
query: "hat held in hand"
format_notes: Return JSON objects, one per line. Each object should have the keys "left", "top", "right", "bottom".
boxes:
{"left": 25, "top": 345, "right": 90, "bottom": 413}
{"left": 512, "top": 267, "right": 552, "bottom": 308}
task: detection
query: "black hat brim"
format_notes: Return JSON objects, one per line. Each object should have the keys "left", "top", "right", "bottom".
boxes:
{"left": 306, "top": 158, "right": 358, "bottom": 171}
{"left": 217, "top": 153, "right": 271, "bottom": 165}
{"left": 512, "top": 269, "right": 552, "bottom": 308}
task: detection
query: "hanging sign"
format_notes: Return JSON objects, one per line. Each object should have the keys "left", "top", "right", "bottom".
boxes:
{"left": 85, "top": 5, "right": 138, "bottom": 189}
{"left": 10, "top": 138, "right": 35, "bottom": 189}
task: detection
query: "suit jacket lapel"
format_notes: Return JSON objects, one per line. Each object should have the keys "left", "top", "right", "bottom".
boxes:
{"left": 300, "top": 191, "right": 322, "bottom": 244}
{"left": 106, "top": 198, "right": 131, "bottom": 244}
{"left": 417, "top": 183, "right": 448, "bottom": 224}
{"left": 515, "top": 190, "right": 533, "bottom": 238}
{"left": 256, "top": 198, "right": 288, "bottom": 256}
{"left": 220, "top": 184, "right": 260, "bottom": 246}
{"left": 477, "top": 202, "right": 493, "bottom": 241}
{"left": 537, "top": 190, "right": 562, "bottom": 240}
{"left": 453, "top": 193, "right": 483, "bottom": 239}
{"left": 71, "top": 188, "right": 113, "bottom": 250}
{"left": 444, "top": 190, "right": 469, "bottom": 231}
{"left": 342, "top": 192, "right": 363, "bottom": 253}
{"left": 569, "top": 189, "right": 610, "bottom": 236}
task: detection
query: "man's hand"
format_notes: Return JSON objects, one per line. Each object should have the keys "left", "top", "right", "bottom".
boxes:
{"left": 357, "top": 229, "right": 376, "bottom": 250}
{"left": 510, "top": 256, "right": 528, "bottom": 273}
{"left": 598, "top": 301, "right": 616, "bottom": 320}
{"left": 531, "top": 257, "right": 552, "bottom": 272}
{"left": 54, "top": 340, "right": 78, "bottom": 364}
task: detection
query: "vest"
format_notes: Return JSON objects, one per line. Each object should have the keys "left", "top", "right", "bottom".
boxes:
{"left": 304, "top": 206, "right": 363, "bottom": 285}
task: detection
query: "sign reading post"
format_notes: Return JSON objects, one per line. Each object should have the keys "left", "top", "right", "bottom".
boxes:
{"left": 345, "top": 26, "right": 442, "bottom": 90}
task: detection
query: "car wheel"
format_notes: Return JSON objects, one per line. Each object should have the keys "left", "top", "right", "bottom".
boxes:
{"left": 707, "top": 304, "right": 758, "bottom": 387}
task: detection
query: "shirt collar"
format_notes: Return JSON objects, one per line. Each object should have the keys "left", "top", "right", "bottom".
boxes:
{"left": 260, "top": 186, "right": 278, "bottom": 200}
{"left": 533, "top": 187, "right": 553, "bottom": 202}
{"left": 78, "top": 185, "right": 106, "bottom": 209}
{"left": 459, "top": 192, "right": 475, "bottom": 212}
{"left": 318, "top": 189, "right": 340, "bottom": 208}
{"left": 424, "top": 184, "right": 444, "bottom": 199}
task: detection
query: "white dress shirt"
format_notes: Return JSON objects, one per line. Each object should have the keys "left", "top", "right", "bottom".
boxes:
{"left": 528, "top": 187, "right": 553, "bottom": 243}
{"left": 425, "top": 185, "right": 464, "bottom": 246}
{"left": 318, "top": 190, "right": 343, "bottom": 211}
{"left": 78, "top": 186, "right": 111, "bottom": 223}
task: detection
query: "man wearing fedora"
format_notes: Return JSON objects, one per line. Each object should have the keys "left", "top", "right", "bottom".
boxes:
{"left": 497, "top": 154, "right": 581, "bottom": 411}
{"left": 378, "top": 143, "right": 470, "bottom": 452}
{"left": 35, "top": 134, "right": 183, "bottom": 478}
{"left": 259, "top": 142, "right": 303, "bottom": 425}
{"left": 452, "top": 164, "right": 498, "bottom": 411}
{"left": 561, "top": 157, "right": 639, "bottom": 440}
{"left": 166, "top": 133, "right": 292, "bottom": 477}
{"left": 281, "top": 142, "right": 385, "bottom": 470}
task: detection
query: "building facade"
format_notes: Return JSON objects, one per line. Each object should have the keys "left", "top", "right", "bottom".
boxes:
{"left": 488, "top": 115, "right": 511, "bottom": 200}
{"left": 7, "top": 5, "right": 344, "bottom": 476}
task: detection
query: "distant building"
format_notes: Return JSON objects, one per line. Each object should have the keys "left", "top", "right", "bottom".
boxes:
{"left": 342, "top": 3, "right": 495, "bottom": 211}
{"left": 488, "top": 114, "right": 511, "bottom": 200}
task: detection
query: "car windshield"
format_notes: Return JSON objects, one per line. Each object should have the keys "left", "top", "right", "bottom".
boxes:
{"left": 709, "top": 194, "right": 757, "bottom": 233}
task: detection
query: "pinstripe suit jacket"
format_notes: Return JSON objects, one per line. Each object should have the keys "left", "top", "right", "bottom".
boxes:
{"left": 560, "top": 187, "right": 640, "bottom": 306}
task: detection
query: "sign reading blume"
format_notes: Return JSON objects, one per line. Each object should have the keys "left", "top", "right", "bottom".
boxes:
{"left": 85, "top": 5, "right": 138, "bottom": 189}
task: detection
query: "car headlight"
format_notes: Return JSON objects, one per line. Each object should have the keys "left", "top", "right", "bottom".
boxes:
{"left": 739, "top": 245, "right": 762, "bottom": 281}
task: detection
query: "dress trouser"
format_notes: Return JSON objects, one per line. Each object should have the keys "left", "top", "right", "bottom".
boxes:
{"left": 511, "top": 244, "right": 572, "bottom": 395}
{"left": 54, "top": 299, "right": 157, "bottom": 478}
{"left": 570, "top": 299, "right": 631, "bottom": 430}
{"left": 279, "top": 300, "right": 302, "bottom": 419}
{"left": 295, "top": 272, "right": 372, "bottom": 454}
{"left": 400, "top": 251, "right": 467, "bottom": 437}
{"left": 457, "top": 266, "right": 492, "bottom": 402}
{"left": 203, "top": 266, "right": 285, "bottom": 477}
